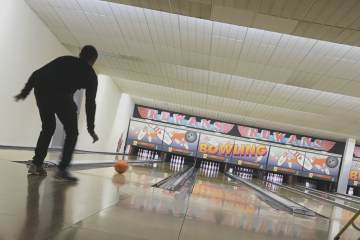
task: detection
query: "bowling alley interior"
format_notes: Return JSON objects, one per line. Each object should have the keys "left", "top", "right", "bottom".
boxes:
{"left": 2, "top": 0, "right": 360, "bottom": 239}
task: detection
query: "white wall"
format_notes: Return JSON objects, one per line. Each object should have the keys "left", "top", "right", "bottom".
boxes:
{"left": 108, "top": 93, "right": 135, "bottom": 153}
{"left": 0, "top": 0, "right": 69, "bottom": 147}
{"left": 76, "top": 75, "right": 134, "bottom": 153}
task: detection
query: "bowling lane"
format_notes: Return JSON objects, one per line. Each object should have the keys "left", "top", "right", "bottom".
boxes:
{"left": 0, "top": 150, "right": 189, "bottom": 240}
{"left": 180, "top": 172, "right": 330, "bottom": 240}
{"left": 52, "top": 162, "right": 192, "bottom": 240}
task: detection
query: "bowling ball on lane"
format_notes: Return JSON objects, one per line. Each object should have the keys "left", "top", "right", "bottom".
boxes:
{"left": 114, "top": 160, "right": 129, "bottom": 174}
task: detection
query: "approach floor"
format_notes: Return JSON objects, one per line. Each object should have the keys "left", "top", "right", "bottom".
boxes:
{"left": 0, "top": 149, "right": 359, "bottom": 240}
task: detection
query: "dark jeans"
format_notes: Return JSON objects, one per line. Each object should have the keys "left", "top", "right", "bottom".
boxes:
{"left": 32, "top": 88, "right": 78, "bottom": 171}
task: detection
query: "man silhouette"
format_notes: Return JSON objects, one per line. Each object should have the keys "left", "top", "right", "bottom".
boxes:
{"left": 15, "top": 45, "right": 99, "bottom": 182}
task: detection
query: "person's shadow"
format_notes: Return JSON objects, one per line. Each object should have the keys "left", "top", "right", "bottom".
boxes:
{"left": 17, "top": 176, "right": 76, "bottom": 240}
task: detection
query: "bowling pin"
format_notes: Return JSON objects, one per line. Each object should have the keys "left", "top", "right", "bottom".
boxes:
{"left": 348, "top": 187, "right": 354, "bottom": 196}
{"left": 141, "top": 149, "right": 144, "bottom": 159}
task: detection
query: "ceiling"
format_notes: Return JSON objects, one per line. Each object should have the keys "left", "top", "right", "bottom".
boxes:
{"left": 105, "top": 0, "right": 360, "bottom": 47}
{"left": 25, "top": 0, "right": 360, "bottom": 142}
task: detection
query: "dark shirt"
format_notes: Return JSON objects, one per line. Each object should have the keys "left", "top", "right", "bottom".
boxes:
{"left": 28, "top": 56, "right": 98, "bottom": 131}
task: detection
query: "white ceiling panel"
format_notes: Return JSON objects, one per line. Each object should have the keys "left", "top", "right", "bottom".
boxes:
{"left": 144, "top": 10, "right": 181, "bottom": 49}
{"left": 54, "top": 8, "right": 93, "bottom": 33}
{"left": 210, "top": 36, "right": 243, "bottom": 59}
{"left": 27, "top": 0, "right": 65, "bottom": 28}
{"left": 85, "top": 14, "right": 120, "bottom": 36}
{"left": 48, "top": 0, "right": 81, "bottom": 10}
{"left": 77, "top": 0, "right": 113, "bottom": 15}
{"left": 51, "top": 27, "right": 78, "bottom": 45}
{"left": 178, "top": 15, "right": 212, "bottom": 55}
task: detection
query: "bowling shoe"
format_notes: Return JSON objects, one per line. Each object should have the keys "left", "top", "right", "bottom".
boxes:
{"left": 54, "top": 170, "right": 78, "bottom": 182}
{"left": 28, "top": 163, "right": 47, "bottom": 176}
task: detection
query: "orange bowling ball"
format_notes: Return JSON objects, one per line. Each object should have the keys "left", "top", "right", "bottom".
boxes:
{"left": 114, "top": 160, "right": 128, "bottom": 174}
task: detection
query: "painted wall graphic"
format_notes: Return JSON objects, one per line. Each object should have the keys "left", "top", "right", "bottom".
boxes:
{"left": 349, "top": 158, "right": 360, "bottom": 186}
{"left": 237, "top": 125, "right": 340, "bottom": 153}
{"left": 354, "top": 146, "right": 360, "bottom": 158}
{"left": 229, "top": 140, "right": 269, "bottom": 169}
{"left": 302, "top": 153, "right": 341, "bottom": 182}
{"left": 135, "top": 106, "right": 235, "bottom": 134}
{"left": 126, "top": 121, "right": 164, "bottom": 149}
{"left": 162, "top": 127, "right": 199, "bottom": 156}
{"left": 266, "top": 147, "right": 305, "bottom": 175}
{"left": 197, "top": 134, "right": 234, "bottom": 161}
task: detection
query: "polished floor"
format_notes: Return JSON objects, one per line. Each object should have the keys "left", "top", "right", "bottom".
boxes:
{"left": 0, "top": 149, "right": 359, "bottom": 240}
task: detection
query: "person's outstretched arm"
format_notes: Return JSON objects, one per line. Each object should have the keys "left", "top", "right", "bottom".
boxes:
{"left": 14, "top": 71, "right": 39, "bottom": 101}
{"left": 85, "top": 76, "right": 99, "bottom": 143}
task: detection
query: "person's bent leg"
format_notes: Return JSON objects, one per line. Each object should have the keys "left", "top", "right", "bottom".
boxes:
{"left": 30, "top": 92, "right": 56, "bottom": 176}
{"left": 32, "top": 101, "right": 56, "bottom": 167}
{"left": 55, "top": 100, "right": 79, "bottom": 181}
{"left": 58, "top": 127, "right": 78, "bottom": 171}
